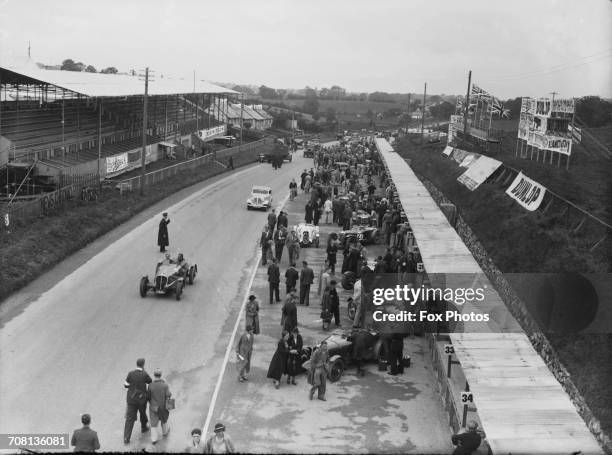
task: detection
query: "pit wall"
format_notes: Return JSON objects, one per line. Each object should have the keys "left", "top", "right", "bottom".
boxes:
{"left": 416, "top": 173, "right": 611, "bottom": 453}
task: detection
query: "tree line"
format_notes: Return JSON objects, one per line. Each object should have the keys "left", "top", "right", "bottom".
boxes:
{"left": 60, "top": 59, "right": 120, "bottom": 74}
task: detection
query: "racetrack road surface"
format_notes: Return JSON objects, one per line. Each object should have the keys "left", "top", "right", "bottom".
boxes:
{"left": 0, "top": 157, "right": 300, "bottom": 453}
{"left": 206, "top": 164, "right": 453, "bottom": 453}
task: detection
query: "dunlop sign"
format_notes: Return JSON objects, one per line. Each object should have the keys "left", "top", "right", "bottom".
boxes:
{"left": 505, "top": 172, "right": 546, "bottom": 211}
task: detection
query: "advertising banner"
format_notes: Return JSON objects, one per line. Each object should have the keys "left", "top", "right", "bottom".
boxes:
{"left": 442, "top": 145, "right": 454, "bottom": 156}
{"left": 457, "top": 156, "right": 502, "bottom": 191}
{"left": 505, "top": 172, "right": 546, "bottom": 211}
{"left": 198, "top": 125, "right": 227, "bottom": 141}
{"left": 569, "top": 124, "right": 581, "bottom": 143}
{"left": 536, "top": 98, "right": 551, "bottom": 116}
{"left": 552, "top": 98, "right": 575, "bottom": 114}
{"left": 105, "top": 153, "right": 129, "bottom": 175}
{"left": 545, "top": 135, "right": 572, "bottom": 155}
{"left": 520, "top": 97, "right": 535, "bottom": 115}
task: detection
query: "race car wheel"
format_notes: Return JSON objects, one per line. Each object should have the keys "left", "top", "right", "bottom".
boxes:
{"left": 139, "top": 277, "right": 148, "bottom": 298}
{"left": 328, "top": 358, "right": 345, "bottom": 383}
{"left": 188, "top": 266, "right": 196, "bottom": 285}
{"left": 175, "top": 282, "right": 183, "bottom": 301}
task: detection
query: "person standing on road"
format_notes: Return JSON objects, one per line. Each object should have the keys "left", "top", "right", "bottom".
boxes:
{"left": 284, "top": 263, "right": 299, "bottom": 295}
{"left": 123, "top": 358, "right": 152, "bottom": 445}
{"left": 318, "top": 264, "right": 331, "bottom": 297}
{"left": 308, "top": 341, "right": 329, "bottom": 401}
{"left": 71, "top": 413, "right": 100, "bottom": 452}
{"left": 304, "top": 200, "right": 313, "bottom": 224}
{"left": 260, "top": 225, "right": 272, "bottom": 266}
{"left": 267, "top": 330, "right": 290, "bottom": 389}
{"left": 157, "top": 213, "right": 170, "bottom": 252}
{"left": 228, "top": 156, "right": 234, "bottom": 170}
{"left": 300, "top": 169, "right": 307, "bottom": 191}
{"left": 277, "top": 210, "right": 288, "bottom": 230}
{"left": 281, "top": 289, "right": 298, "bottom": 333}
{"left": 236, "top": 325, "right": 254, "bottom": 382}
{"left": 328, "top": 280, "right": 340, "bottom": 327}
{"left": 351, "top": 329, "right": 367, "bottom": 377}
{"left": 268, "top": 258, "right": 281, "bottom": 304}
{"left": 286, "top": 327, "right": 303, "bottom": 386}
{"left": 245, "top": 295, "right": 260, "bottom": 335}
{"left": 388, "top": 333, "right": 404, "bottom": 375}
{"left": 148, "top": 369, "right": 172, "bottom": 445}
{"left": 274, "top": 226, "right": 287, "bottom": 263}
{"left": 286, "top": 230, "right": 300, "bottom": 265}
{"left": 326, "top": 234, "right": 339, "bottom": 275}
{"left": 289, "top": 179, "right": 298, "bottom": 201}
{"left": 267, "top": 209, "right": 277, "bottom": 232}
{"left": 299, "top": 261, "right": 314, "bottom": 306}
{"left": 185, "top": 428, "right": 204, "bottom": 453}
{"left": 204, "top": 423, "right": 235, "bottom": 454}
{"left": 324, "top": 197, "right": 333, "bottom": 224}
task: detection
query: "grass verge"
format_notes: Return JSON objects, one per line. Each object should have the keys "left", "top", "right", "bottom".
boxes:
{"left": 0, "top": 146, "right": 265, "bottom": 303}
{"left": 396, "top": 138, "right": 612, "bottom": 438}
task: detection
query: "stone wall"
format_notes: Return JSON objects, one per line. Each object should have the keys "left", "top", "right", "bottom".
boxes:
{"left": 418, "top": 175, "right": 611, "bottom": 453}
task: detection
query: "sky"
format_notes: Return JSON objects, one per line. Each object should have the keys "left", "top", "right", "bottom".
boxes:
{"left": 0, "top": 0, "right": 611, "bottom": 99}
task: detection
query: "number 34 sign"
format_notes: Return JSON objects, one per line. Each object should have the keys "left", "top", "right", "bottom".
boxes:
{"left": 461, "top": 392, "right": 474, "bottom": 403}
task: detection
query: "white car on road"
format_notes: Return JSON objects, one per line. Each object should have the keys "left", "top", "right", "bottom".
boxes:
{"left": 247, "top": 185, "right": 273, "bottom": 210}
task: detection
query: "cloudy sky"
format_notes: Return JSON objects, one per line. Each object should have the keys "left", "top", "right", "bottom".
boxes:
{"left": 1, "top": 0, "right": 610, "bottom": 99}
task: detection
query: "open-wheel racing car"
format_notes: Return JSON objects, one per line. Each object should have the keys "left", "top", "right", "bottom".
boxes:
{"left": 139, "top": 255, "right": 198, "bottom": 301}
{"left": 301, "top": 328, "right": 382, "bottom": 382}
{"left": 295, "top": 222, "right": 320, "bottom": 247}
{"left": 339, "top": 211, "right": 379, "bottom": 246}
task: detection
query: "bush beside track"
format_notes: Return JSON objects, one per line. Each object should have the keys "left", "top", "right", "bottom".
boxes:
{"left": 396, "top": 137, "right": 612, "bottom": 441}
{"left": 0, "top": 144, "right": 268, "bottom": 303}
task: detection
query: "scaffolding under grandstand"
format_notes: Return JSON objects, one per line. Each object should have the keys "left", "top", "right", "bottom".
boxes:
{"left": 0, "top": 61, "right": 240, "bottom": 199}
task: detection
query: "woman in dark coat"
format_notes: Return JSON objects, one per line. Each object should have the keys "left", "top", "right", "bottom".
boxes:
{"left": 326, "top": 234, "right": 338, "bottom": 275}
{"left": 157, "top": 213, "right": 170, "bottom": 252}
{"left": 267, "top": 330, "right": 289, "bottom": 389}
{"left": 286, "top": 327, "right": 303, "bottom": 385}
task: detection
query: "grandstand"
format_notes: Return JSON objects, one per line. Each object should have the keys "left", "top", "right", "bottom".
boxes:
{"left": 0, "top": 61, "right": 238, "bottom": 198}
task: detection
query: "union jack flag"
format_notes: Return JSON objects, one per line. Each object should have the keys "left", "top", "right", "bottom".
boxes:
{"left": 491, "top": 98, "right": 511, "bottom": 119}
{"left": 471, "top": 84, "right": 491, "bottom": 100}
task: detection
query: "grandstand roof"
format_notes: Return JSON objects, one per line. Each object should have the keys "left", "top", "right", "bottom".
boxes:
{"left": 0, "top": 64, "right": 237, "bottom": 98}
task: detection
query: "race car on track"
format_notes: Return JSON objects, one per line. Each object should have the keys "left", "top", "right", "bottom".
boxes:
{"left": 139, "top": 254, "right": 198, "bottom": 301}
{"left": 301, "top": 328, "right": 382, "bottom": 382}
{"left": 247, "top": 185, "right": 273, "bottom": 210}
{"left": 295, "top": 222, "right": 320, "bottom": 247}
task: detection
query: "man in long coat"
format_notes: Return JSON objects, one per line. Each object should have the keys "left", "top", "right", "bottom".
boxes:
{"left": 308, "top": 341, "right": 329, "bottom": 401}
{"left": 148, "top": 369, "right": 172, "bottom": 444}
{"left": 245, "top": 295, "right": 260, "bottom": 335}
{"left": 157, "top": 213, "right": 170, "bottom": 252}
{"left": 299, "top": 261, "right": 314, "bottom": 306}
{"left": 236, "top": 326, "right": 254, "bottom": 382}
{"left": 286, "top": 230, "right": 300, "bottom": 265}
{"left": 281, "top": 290, "right": 298, "bottom": 332}
{"left": 268, "top": 259, "right": 281, "bottom": 304}
{"left": 285, "top": 263, "right": 299, "bottom": 295}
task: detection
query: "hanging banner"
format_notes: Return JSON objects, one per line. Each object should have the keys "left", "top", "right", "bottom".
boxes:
{"left": 197, "top": 125, "right": 227, "bottom": 141}
{"left": 505, "top": 172, "right": 546, "bottom": 211}
{"left": 552, "top": 98, "right": 575, "bottom": 114}
{"left": 106, "top": 153, "right": 129, "bottom": 175}
{"left": 442, "top": 145, "right": 454, "bottom": 156}
{"left": 545, "top": 135, "right": 572, "bottom": 155}
{"left": 520, "top": 97, "right": 535, "bottom": 115}
{"left": 457, "top": 156, "right": 502, "bottom": 191}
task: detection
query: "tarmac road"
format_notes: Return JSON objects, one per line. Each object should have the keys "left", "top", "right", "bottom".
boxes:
{"left": 0, "top": 152, "right": 452, "bottom": 453}
{"left": 0, "top": 157, "right": 299, "bottom": 452}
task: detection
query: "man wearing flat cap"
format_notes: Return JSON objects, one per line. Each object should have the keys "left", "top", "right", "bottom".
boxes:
{"left": 204, "top": 423, "right": 235, "bottom": 453}
{"left": 157, "top": 213, "right": 170, "bottom": 253}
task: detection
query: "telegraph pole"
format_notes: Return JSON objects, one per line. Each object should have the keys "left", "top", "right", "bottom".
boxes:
{"left": 420, "top": 82, "right": 427, "bottom": 145}
{"left": 97, "top": 99, "right": 102, "bottom": 190}
{"left": 239, "top": 93, "right": 244, "bottom": 148}
{"left": 463, "top": 70, "right": 472, "bottom": 139}
{"left": 139, "top": 68, "right": 150, "bottom": 196}
{"left": 406, "top": 93, "right": 411, "bottom": 132}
